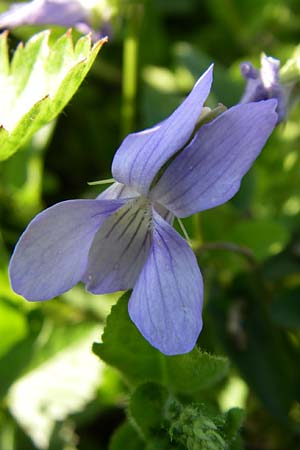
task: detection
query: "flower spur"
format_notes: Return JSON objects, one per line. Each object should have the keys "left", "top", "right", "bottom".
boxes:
{"left": 9, "top": 65, "right": 278, "bottom": 355}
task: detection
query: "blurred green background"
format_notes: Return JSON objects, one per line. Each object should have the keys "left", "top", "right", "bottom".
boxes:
{"left": 1, "top": 0, "right": 300, "bottom": 449}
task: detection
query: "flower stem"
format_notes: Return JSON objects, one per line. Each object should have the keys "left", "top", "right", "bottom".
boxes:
{"left": 121, "top": 3, "right": 143, "bottom": 138}
{"left": 193, "top": 213, "right": 203, "bottom": 246}
{"left": 195, "top": 241, "right": 258, "bottom": 269}
{"left": 159, "top": 352, "right": 168, "bottom": 385}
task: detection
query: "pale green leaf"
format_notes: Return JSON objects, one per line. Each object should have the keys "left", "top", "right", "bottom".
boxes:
{"left": 0, "top": 30, "right": 107, "bottom": 161}
{"left": 7, "top": 324, "right": 104, "bottom": 449}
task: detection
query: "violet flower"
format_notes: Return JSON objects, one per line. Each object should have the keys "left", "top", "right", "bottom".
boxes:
{"left": 0, "top": 0, "right": 106, "bottom": 39}
{"left": 240, "top": 54, "right": 286, "bottom": 123}
{"left": 9, "top": 65, "right": 278, "bottom": 355}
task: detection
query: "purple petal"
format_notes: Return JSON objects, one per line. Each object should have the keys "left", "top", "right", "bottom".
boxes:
{"left": 240, "top": 55, "right": 286, "bottom": 123}
{"left": 0, "top": 0, "right": 89, "bottom": 30}
{"left": 128, "top": 211, "right": 203, "bottom": 355}
{"left": 97, "top": 183, "right": 174, "bottom": 224}
{"left": 84, "top": 197, "right": 152, "bottom": 294}
{"left": 151, "top": 100, "right": 278, "bottom": 218}
{"left": 96, "top": 181, "right": 139, "bottom": 201}
{"left": 9, "top": 199, "right": 124, "bottom": 301}
{"left": 112, "top": 65, "right": 213, "bottom": 196}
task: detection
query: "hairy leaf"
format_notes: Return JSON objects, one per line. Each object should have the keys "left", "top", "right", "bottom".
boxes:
{"left": 93, "top": 292, "right": 229, "bottom": 393}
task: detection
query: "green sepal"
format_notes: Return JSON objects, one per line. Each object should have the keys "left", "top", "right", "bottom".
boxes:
{"left": 128, "top": 382, "right": 244, "bottom": 450}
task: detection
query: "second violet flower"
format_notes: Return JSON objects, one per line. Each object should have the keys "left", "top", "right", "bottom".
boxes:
{"left": 0, "top": 0, "right": 112, "bottom": 40}
{"left": 9, "top": 65, "right": 278, "bottom": 355}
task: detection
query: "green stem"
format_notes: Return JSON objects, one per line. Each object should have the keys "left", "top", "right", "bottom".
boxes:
{"left": 159, "top": 352, "right": 168, "bottom": 386}
{"left": 0, "top": 417, "right": 15, "bottom": 450}
{"left": 195, "top": 241, "right": 272, "bottom": 295}
{"left": 195, "top": 241, "right": 257, "bottom": 269}
{"left": 193, "top": 213, "right": 203, "bottom": 246}
{"left": 16, "top": 121, "right": 56, "bottom": 216}
{"left": 121, "top": 3, "right": 143, "bottom": 138}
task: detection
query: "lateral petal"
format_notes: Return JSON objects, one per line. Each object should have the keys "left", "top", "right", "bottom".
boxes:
{"left": 112, "top": 65, "right": 213, "bottom": 196}
{"left": 9, "top": 199, "right": 124, "bottom": 301}
{"left": 128, "top": 211, "right": 203, "bottom": 355}
{"left": 84, "top": 197, "right": 152, "bottom": 294}
{"left": 151, "top": 100, "right": 278, "bottom": 217}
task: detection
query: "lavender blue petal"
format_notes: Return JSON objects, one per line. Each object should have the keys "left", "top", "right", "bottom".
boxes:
{"left": 240, "top": 55, "right": 286, "bottom": 123}
{"left": 96, "top": 181, "right": 139, "bottom": 201}
{"left": 9, "top": 199, "right": 124, "bottom": 301}
{"left": 0, "top": 0, "right": 89, "bottom": 30}
{"left": 128, "top": 211, "right": 203, "bottom": 355}
{"left": 112, "top": 65, "right": 213, "bottom": 196}
{"left": 151, "top": 100, "right": 278, "bottom": 218}
{"left": 84, "top": 198, "right": 152, "bottom": 294}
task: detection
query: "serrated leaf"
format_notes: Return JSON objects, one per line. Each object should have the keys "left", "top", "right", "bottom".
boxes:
{"left": 0, "top": 30, "right": 107, "bottom": 161}
{"left": 11, "top": 32, "right": 50, "bottom": 97}
{"left": 93, "top": 292, "right": 229, "bottom": 393}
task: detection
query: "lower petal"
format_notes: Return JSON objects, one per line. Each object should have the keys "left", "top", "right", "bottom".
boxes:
{"left": 84, "top": 197, "right": 152, "bottom": 294}
{"left": 128, "top": 211, "right": 203, "bottom": 355}
{"left": 9, "top": 199, "right": 124, "bottom": 301}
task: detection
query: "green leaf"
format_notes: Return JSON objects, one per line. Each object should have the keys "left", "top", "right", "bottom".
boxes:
{"left": 223, "top": 408, "right": 245, "bottom": 443}
{"left": 129, "top": 382, "right": 169, "bottom": 438}
{"left": 93, "top": 292, "right": 229, "bottom": 393}
{"left": 6, "top": 321, "right": 104, "bottom": 449}
{"left": 117, "top": 383, "right": 244, "bottom": 450}
{"left": 0, "top": 301, "right": 28, "bottom": 359}
{"left": 109, "top": 422, "right": 145, "bottom": 450}
{"left": 0, "top": 30, "right": 107, "bottom": 161}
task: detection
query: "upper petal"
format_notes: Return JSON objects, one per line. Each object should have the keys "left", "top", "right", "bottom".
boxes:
{"left": 9, "top": 199, "right": 124, "bottom": 301}
{"left": 240, "top": 55, "right": 285, "bottom": 123}
{"left": 128, "top": 211, "right": 203, "bottom": 355}
{"left": 151, "top": 100, "right": 278, "bottom": 217}
{"left": 84, "top": 197, "right": 152, "bottom": 294}
{"left": 112, "top": 65, "right": 213, "bottom": 196}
